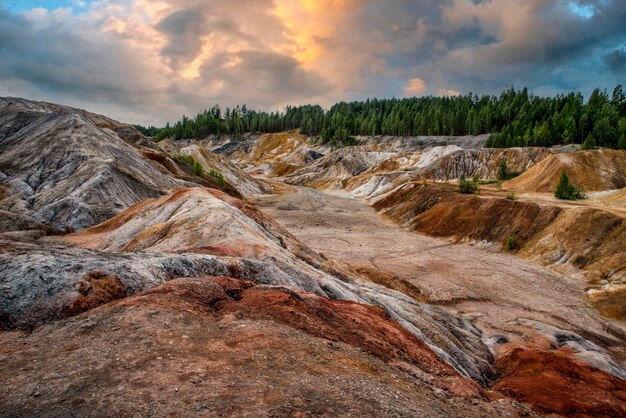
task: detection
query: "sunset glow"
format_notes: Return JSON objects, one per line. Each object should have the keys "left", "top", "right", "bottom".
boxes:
{"left": 0, "top": 0, "right": 624, "bottom": 124}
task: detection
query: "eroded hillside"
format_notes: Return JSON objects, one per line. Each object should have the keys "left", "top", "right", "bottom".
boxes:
{"left": 1, "top": 103, "right": 625, "bottom": 417}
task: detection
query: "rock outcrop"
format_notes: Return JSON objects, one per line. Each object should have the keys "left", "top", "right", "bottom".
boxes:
{"left": 0, "top": 98, "right": 187, "bottom": 231}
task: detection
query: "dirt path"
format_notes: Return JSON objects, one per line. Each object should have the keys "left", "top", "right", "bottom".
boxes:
{"left": 478, "top": 186, "right": 626, "bottom": 218}
{"left": 251, "top": 186, "right": 626, "bottom": 348}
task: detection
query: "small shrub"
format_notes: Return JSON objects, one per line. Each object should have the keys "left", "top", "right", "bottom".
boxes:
{"left": 507, "top": 235, "right": 518, "bottom": 251}
{"left": 458, "top": 174, "right": 479, "bottom": 194}
{"left": 172, "top": 152, "right": 195, "bottom": 166}
{"left": 208, "top": 169, "right": 225, "bottom": 186}
{"left": 506, "top": 192, "right": 518, "bottom": 200}
{"left": 554, "top": 170, "right": 587, "bottom": 200}
{"left": 192, "top": 160, "right": 204, "bottom": 177}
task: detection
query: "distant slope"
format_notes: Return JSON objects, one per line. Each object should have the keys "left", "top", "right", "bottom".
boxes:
{"left": 0, "top": 97, "right": 270, "bottom": 231}
{"left": 504, "top": 149, "right": 626, "bottom": 193}
{"left": 0, "top": 97, "right": 188, "bottom": 230}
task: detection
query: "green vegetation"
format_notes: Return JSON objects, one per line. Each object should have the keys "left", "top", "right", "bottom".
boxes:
{"left": 208, "top": 169, "right": 226, "bottom": 187}
{"left": 192, "top": 160, "right": 204, "bottom": 177}
{"left": 580, "top": 134, "right": 597, "bottom": 150}
{"left": 320, "top": 126, "right": 359, "bottom": 149}
{"left": 478, "top": 179, "right": 500, "bottom": 185}
{"left": 458, "top": 175, "right": 479, "bottom": 194}
{"left": 497, "top": 160, "right": 520, "bottom": 181}
{"left": 140, "top": 84, "right": 626, "bottom": 149}
{"left": 172, "top": 152, "right": 224, "bottom": 184}
{"left": 134, "top": 125, "right": 159, "bottom": 137}
{"left": 506, "top": 192, "right": 518, "bottom": 201}
{"left": 172, "top": 152, "right": 195, "bottom": 166}
{"left": 507, "top": 235, "right": 518, "bottom": 251}
{"left": 554, "top": 170, "right": 586, "bottom": 200}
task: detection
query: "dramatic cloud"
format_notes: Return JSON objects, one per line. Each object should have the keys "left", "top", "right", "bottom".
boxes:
{"left": 404, "top": 78, "right": 426, "bottom": 95}
{"left": 0, "top": 0, "right": 624, "bottom": 125}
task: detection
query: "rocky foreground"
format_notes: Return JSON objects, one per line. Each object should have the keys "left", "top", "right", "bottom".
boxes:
{"left": 1, "top": 98, "right": 626, "bottom": 417}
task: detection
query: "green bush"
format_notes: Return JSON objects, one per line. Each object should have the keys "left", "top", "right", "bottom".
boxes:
{"left": 208, "top": 169, "right": 225, "bottom": 187}
{"left": 192, "top": 160, "right": 204, "bottom": 177}
{"left": 458, "top": 174, "right": 479, "bottom": 194}
{"left": 172, "top": 152, "right": 195, "bottom": 166}
{"left": 506, "top": 192, "right": 518, "bottom": 200}
{"left": 507, "top": 235, "right": 518, "bottom": 251}
{"left": 580, "top": 134, "right": 597, "bottom": 150}
{"left": 554, "top": 170, "right": 587, "bottom": 200}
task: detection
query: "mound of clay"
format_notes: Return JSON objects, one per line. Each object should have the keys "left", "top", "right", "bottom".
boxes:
{"left": 1, "top": 187, "right": 496, "bottom": 382}
{"left": 504, "top": 149, "right": 626, "bottom": 192}
{"left": 63, "top": 187, "right": 319, "bottom": 264}
{"left": 346, "top": 147, "right": 553, "bottom": 199}
{"left": 373, "top": 182, "right": 561, "bottom": 248}
{"left": 0, "top": 277, "right": 536, "bottom": 417}
{"left": 285, "top": 146, "right": 395, "bottom": 189}
{"left": 493, "top": 336, "right": 626, "bottom": 416}
{"left": 417, "top": 147, "right": 553, "bottom": 181}
{"left": 0, "top": 98, "right": 188, "bottom": 230}
{"left": 178, "top": 145, "right": 273, "bottom": 195}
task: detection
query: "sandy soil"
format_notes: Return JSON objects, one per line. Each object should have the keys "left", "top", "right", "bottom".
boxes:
{"left": 250, "top": 185, "right": 626, "bottom": 351}
{"left": 478, "top": 185, "right": 626, "bottom": 218}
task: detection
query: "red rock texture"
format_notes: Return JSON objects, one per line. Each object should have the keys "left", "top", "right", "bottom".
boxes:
{"left": 493, "top": 337, "right": 626, "bottom": 417}
{"left": 0, "top": 277, "right": 534, "bottom": 417}
{"left": 61, "top": 271, "right": 127, "bottom": 318}
{"left": 133, "top": 276, "right": 483, "bottom": 398}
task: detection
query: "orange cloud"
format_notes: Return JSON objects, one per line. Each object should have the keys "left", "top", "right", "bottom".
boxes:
{"left": 404, "top": 78, "right": 426, "bottom": 95}
{"left": 273, "top": 0, "right": 362, "bottom": 65}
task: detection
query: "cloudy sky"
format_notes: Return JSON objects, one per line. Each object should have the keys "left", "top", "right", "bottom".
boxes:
{"left": 1, "top": 0, "right": 625, "bottom": 125}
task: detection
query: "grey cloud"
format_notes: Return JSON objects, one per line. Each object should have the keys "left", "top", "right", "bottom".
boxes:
{"left": 156, "top": 7, "right": 209, "bottom": 68}
{"left": 194, "top": 50, "right": 332, "bottom": 108}
{"left": 604, "top": 48, "right": 626, "bottom": 74}
{"left": 0, "top": 0, "right": 624, "bottom": 125}
{"left": 0, "top": 7, "right": 162, "bottom": 107}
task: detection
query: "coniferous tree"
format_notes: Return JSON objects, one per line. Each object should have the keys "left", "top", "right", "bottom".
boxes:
{"left": 148, "top": 85, "right": 626, "bottom": 150}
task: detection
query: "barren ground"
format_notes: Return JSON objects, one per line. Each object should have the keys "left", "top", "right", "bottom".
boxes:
{"left": 251, "top": 185, "right": 626, "bottom": 352}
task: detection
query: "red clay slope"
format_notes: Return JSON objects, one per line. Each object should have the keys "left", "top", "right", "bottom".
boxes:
{"left": 0, "top": 276, "right": 535, "bottom": 417}
{"left": 494, "top": 336, "right": 626, "bottom": 417}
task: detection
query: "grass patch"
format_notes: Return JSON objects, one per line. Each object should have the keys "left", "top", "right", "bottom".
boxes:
{"left": 208, "top": 169, "right": 225, "bottom": 186}
{"left": 458, "top": 175, "right": 479, "bottom": 194}
{"left": 172, "top": 152, "right": 195, "bottom": 166}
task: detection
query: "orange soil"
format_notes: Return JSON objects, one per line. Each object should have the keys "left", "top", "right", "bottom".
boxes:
{"left": 493, "top": 336, "right": 626, "bottom": 417}
{"left": 504, "top": 149, "right": 626, "bottom": 193}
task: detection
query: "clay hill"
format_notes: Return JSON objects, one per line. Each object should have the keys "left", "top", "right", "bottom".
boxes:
{"left": 1, "top": 98, "right": 626, "bottom": 417}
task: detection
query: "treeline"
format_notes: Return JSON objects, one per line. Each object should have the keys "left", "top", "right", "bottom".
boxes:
{"left": 139, "top": 105, "right": 325, "bottom": 142}
{"left": 138, "top": 85, "right": 626, "bottom": 149}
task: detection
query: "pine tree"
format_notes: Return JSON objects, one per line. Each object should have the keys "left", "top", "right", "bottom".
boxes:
{"left": 555, "top": 170, "right": 571, "bottom": 199}
{"left": 498, "top": 160, "right": 509, "bottom": 181}
{"left": 555, "top": 170, "right": 586, "bottom": 200}
{"left": 581, "top": 134, "right": 597, "bottom": 150}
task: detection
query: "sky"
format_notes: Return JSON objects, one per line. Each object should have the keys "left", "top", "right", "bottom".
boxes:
{"left": 0, "top": 0, "right": 625, "bottom": 125}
